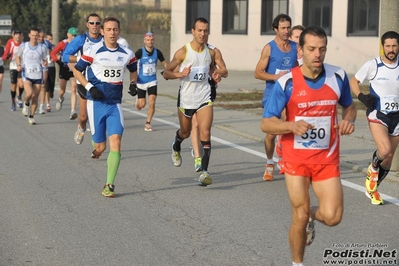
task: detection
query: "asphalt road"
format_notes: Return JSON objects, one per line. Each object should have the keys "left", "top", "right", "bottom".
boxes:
{"left": 0, "top": 71, "right": 398, "bottom": 266}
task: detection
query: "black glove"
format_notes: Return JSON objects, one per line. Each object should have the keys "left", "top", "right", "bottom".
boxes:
{"left": 56, "top": 60, "right": 65, "bottom": 68}
{"left": 89, "top": 86, "right": 103, "bottom": 100}
{"left": 6, "top": 53, "right": 11, "bottom": 60}
{"left": 128, "top": 83, "right": 137, "bottom": 97}
{"left": 160, "top": 70, "right": 168, "bottom": 80}
{"left": 358, "top": 93, "right": 376, "bottom": 108}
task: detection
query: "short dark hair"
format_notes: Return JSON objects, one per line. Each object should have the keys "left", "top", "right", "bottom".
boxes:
{"left": 86, "top": 13, "right": 101, "bottom": 22}
{"left": 272, "top": 14, "right": 292, "bottom": 30}
{"left": 299, "top": 26, "right": 328, "bottom": 47}
{"left": 192, "top": 17, "right": 209, "bottom": 30}
{"left": 381, "top": 31, "right": 399, "bottom": 46}
{"left": 102, "top": 17, "right": 120, "bottom": 29}
{"left": 46, "top": 33, "right": 53, "bottom": 37}
{"left": 290, "top": 25, "right": 305, "bottom": 36}
{"left": 30, "top": 27, "right": 40, "bottom": 33}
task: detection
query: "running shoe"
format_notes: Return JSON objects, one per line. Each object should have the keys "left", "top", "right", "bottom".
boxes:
{"left": 11, "top": 102, "right": 16, "bottom": 111}
{"left": 28, "top": 117, "right": 36, "bottom": 125}
{"left": 91, "top": 148, "right": 100, "bottom": 159}
{"left": 144, "top": 122, "right": 153, "bottom": 131}
{"left": 69, "top": 111, "right": 78, "bottom": 120}
{"left": 74, "top": 127, "right": 85, "bottom": 145}
{"left": 263, "top": 163, "right": 275, "bottom": 181}
{"left": 17, "top": 99, "right": 23, "bottom": 108}
{"left": 306, "top": 217, "right": 316, "bottom": 246}
{"left": 55, "top": 97, "right": 64, "bottom": 111}
{"left": 198, "top": 171, "right": 212, "bottom": 186}
{"left": 194, "top": 157, "right": 202, "bottom": 172}
{"left": 102, "top": 184, "right": 116, "bottom": 198}
{"left": 46, "top": 105, "right": 51, "bottom": 112}
{"left": 171, "top": 141, "right": 181, "bottom": 167}
{"left": 365, "top": 164, "right": 378, "bottom": 193}
{"left": 365, "top": 190, "right": 384, "bottom": 205}
{"left": 39, "top": 104, "right": 45, "bottom": 114}
{"left": 22, "top": 104, "right": 29, "bottom": 117}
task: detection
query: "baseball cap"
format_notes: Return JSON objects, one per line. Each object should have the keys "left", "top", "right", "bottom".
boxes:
{"left": 68, "top": 27, "right": 79, "bottom": 36}
{"left": 144, "top": 32, "right": 154, "bottom": 38}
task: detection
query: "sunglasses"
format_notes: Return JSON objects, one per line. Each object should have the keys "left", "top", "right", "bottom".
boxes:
{"left": 88, "top": 21, "right": 101, "bottom": 25}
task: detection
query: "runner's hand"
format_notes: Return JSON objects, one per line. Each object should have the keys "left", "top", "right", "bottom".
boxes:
{"left": 357, "top": 93, "right": 375, "bottom": 108}
{"left": 128, "top": 83, "right": 137, "bottom": 97}
{"left": 89, "top": 87, "right": 103, "bottom": 100}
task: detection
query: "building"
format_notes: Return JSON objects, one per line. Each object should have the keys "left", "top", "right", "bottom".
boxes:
{"left": 170, "top": 0, "right": 389, "bottom": 75}
{"left": 76, "top": 0, "right": 171, "bottom": 9}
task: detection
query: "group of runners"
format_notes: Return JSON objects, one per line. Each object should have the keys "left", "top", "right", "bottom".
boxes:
{"left": 1, "top": 12, "right": 397, "bottom": 266}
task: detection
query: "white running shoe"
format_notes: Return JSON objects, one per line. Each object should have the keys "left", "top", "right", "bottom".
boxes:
{"left": 22, "top": 104, "right": 29, "bottom": 117}
{"left": 56, "top": 97, "right": 64, "bottom": 111}
{"left": 28, "top": 117, "right": 36, "bottom": 125}
{"left": 74, "top": 126, "right": 85, "bottom": 145}
{"left": 39, "top": 104, "right": 45, "bottom": 114}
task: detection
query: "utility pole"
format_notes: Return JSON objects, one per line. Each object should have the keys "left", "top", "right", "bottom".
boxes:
{"left": 52, "top": 0, "right": 59, "bottom": 43}
{"left": 379, "top": 0, "right": 399, "bottom": 171}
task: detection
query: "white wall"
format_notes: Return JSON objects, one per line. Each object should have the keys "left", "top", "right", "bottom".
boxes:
{"left": 170, "top": 0, "right": 379, "bottom": 75}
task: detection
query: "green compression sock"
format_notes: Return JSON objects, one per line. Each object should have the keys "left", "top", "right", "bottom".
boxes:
{"left": 107, "top": 151, "right": 121, "bottom": 185}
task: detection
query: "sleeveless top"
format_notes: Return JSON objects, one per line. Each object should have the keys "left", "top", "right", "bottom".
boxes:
{"left": 264, "top": 40, "right": 297, "bottom": 91}
{"left": 282, "top": 65, "right": 343, "bottom": 165}
{"left": 178, "top": 43, "right": 211, "bottom": 109}
{"left": 137, "top": 47, "right": 158, "bottom": 85}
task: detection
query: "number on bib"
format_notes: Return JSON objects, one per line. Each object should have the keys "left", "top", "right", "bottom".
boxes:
{"left": 294, "top": 116, "right": 331, "bottom": 150}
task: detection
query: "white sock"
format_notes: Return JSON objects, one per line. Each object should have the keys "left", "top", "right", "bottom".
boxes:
{"left": 266, "top": 158, "right": 274, "bottom": 164}
{"left": 292, "top": 262, "right": 304, "bottom": 266}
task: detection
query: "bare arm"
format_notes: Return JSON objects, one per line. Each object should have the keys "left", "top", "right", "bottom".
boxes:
{"left": 254, "top": 44, "right": 287, "bottom": 82}
{"left": 214, "top": 48, "right": 228, "bottom": 78}
{"left": 335, "top": 101, "right": 356, "bottom": 135}
{"left": 130, "top": 71, "right": 137, "bottom": 83}
{"left": 69, "top": 55, "right": 78, "bottom": 63}
{"left": 161, "top": 60, "right": 167, "bottom": 69}
{"left": 163, "top": 46, "right": 190, "bottom": 80}
{"left": 349, "top": 76, "right": 362, "bottom": 97}
{"left": 261, "top": 116, "right": 314, "bottom": 136}
{"left": 71, "top": 64, "right": 89, "bottom": 87}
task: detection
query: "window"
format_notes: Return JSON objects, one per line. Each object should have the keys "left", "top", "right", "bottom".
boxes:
{"left": 347, "top": 0, "right": 379, "bottom": 36}
{"left": 303, "top": 0, "right": 332, "bottom": 35}
{"left": 186, "top": 0, "right": 210, "bottom": 33}
{"left": 222, "top": 0, "right": 248, "bottom": 34}
{"left": 261, "top": 0, "right": 289, "bottom": 35}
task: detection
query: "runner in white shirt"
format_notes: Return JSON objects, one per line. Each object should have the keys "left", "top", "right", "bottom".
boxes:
{"left": 16, "top": 27, "right": 48, "bottom": 125}
{"left": 350, "top": 30, "right": 399, "bottom": 205}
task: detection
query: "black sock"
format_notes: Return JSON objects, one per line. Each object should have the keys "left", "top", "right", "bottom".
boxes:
{"left": 173, "top": 130, "right": 183, "bottom": 151}
{"left": 11, "top": 90, "right": 16, "bottom": 100}
{"left": 201, "top": 140, "right": 211, "bottom": 171}
{"left": 19, "top": 87, "right": 24, "bottom": 98}
{"left": 377, "top": 166, "right": 390, "bottom": 186}
{"left": 371, "top": 150, "right": 383, "bottom": 169}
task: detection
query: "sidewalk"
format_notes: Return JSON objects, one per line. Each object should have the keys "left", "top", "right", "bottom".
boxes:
{"left": 128, "top": 70, "right": 399, "bottom": 183}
